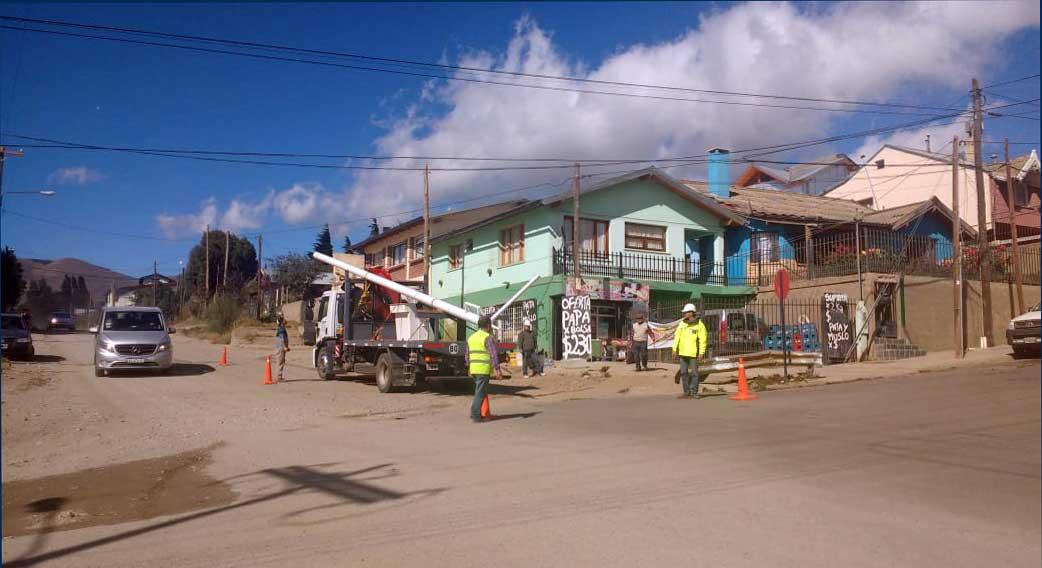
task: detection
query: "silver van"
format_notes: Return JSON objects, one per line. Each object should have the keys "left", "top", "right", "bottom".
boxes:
{"left": 90, "top": 307, "right": 174, "bottom": 376}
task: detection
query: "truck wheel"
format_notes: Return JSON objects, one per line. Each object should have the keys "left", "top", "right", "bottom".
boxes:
{"left": 375, "top": 354, "right": 398, "bottom": 393}
{"left": 317, "top": 343, "right": 337, "bottom": 380}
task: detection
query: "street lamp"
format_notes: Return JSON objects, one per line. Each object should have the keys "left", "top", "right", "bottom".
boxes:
{"left": 0, "top": 189, "right": 57, "bottom": 208}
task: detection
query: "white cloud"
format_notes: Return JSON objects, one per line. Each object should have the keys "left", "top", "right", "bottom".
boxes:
{"left": 48, "top": 166, "right": 104, "bottom": 185}
{"left": 853, "top": 121, "right": 969, "bottom": 162}
{"left": 335, "top": 1, "right": 1038, "bottom": 218}
{"left": 221, "top": 191, "right": 274, "bottom": 232}
{"left": 155, "top": 198, "right": 218, "bottom": 239}
{"left": 273, "top": 183, "right": 333, "bottom": 224}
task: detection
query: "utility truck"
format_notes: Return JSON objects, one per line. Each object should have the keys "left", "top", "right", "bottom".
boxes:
{"left": 310, "top": 252, "right": 537, "bottom": 392}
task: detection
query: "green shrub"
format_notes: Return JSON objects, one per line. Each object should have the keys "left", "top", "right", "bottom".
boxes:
{"left": 206, "top": 295, "right": 241, "bottom": 333}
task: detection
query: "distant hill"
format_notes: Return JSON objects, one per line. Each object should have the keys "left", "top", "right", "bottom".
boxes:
{"left": 19, "top": 257, "right": 138, "bottom": 306}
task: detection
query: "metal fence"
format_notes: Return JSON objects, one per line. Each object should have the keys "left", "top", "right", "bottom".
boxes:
{"left": 647, "top": 295, "right": 836, "bottom": 363}
{"left": 553, "top": 249, "right": 726, "bottom": 285}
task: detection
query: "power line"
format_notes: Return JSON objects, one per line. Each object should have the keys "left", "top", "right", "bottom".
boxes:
{"left": 0, "top": 22, "right": 965, "bottom": 118}
{"left": 0, "top": 15, "right": 972, "bottom": 114}
{"left": 980, "top": 73, "right": 1041, "bottom": 90}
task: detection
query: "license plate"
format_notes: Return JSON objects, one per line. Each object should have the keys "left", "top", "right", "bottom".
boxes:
{"left": 124, "top": 358, "right": 147, "bottom": 364}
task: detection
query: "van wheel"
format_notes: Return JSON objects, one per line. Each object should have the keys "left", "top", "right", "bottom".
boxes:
{"left": 94, "top": 366, "right": 106, "bottom": 377}
{"left": 317, "top": 343, "right": 336, "bottom": 380}
{"left": 375, "top": 354, "right": 398, "bottom": 393}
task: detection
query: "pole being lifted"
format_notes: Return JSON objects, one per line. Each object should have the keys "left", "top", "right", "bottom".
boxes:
{"left": 312, "top": 251, "right": 483, "bottom": 324}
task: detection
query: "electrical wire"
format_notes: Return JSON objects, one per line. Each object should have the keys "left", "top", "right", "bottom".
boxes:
{"left": 0, "top": 22, "right": 968, "bottom": 118}
{"left": 0, "top": 15, "right": 974, "bottom": 114}
{"left": 980, "top": 73, "right": 1041, "bottom": 90}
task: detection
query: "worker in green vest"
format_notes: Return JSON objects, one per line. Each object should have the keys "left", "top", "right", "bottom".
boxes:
{"left": 467, "top": 316, "right": 502, "bottom": 423}
{"left": 673, "top": 303, "right": 708, "bottom": 398}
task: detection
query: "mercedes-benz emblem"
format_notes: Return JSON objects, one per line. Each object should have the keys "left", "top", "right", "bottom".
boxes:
{"left": 132, "top": 346, "right": 142, "bottom": 355}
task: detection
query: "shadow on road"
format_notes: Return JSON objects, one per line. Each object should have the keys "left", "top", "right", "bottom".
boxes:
{"left": 3, "top": 463, "right": 445, "bottom": 568}
{"left": 165, "top": 363, "right": 216, "bottom": 377}
{"left": 4, "top": 497, "right": 67, "bottom": 567}
{"left": 485, "top": 411, "right": 541, "bottom": 421}
{"left": 18, "top": 355, "right": 66, "bottom": 364}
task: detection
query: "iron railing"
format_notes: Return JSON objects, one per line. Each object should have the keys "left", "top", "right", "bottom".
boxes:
{"left": 552, "top": 248, "right": 727, "bottom": 286}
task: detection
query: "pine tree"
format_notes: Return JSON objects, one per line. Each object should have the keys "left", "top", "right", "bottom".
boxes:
{"left": 313, "top": 224, "right": 334, "bottom": 256}
{"left": 368, "top": 218, "right": 380, "bottom": 237}
{"left": 342, "top": 235, "right": 353, "bottom": 253}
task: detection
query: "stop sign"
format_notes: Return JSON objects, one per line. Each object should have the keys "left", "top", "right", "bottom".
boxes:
{"left": 774, "top": 269, "right": 790, "bottom": 301}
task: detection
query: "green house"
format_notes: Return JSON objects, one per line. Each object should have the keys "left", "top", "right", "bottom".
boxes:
{"left": 428, "top": 168, "right": 753, "bottom": 358}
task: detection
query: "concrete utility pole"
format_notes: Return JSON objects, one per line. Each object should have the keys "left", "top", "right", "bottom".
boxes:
{"left": 1004, "top": 139, "right": 1026, "bottom": 313}
{"left": 0, "top": 146, "right": 26, "bottom": 210}
{"left": 205, "top": 225, "right": 210, "bottom": 297}
{"left": 223, "top": 230, "right": 230, "bottom": 289}
{"left": 951, "top": 136, "right": 964, "bottom": 359}
{"left": 855, "top": 218, "right": 863, "bottom": 303}
{"left": 572, "top": 162, "right": 581, "bottom": 286}
{"left": 423, "top": 163, "right": 431, "bottom": 290}
{"left": 971, "top": 78, "right": 994, "bottom": 347}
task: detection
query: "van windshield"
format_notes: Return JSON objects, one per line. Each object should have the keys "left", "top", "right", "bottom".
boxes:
{"left": 103, "top": 311, "right": 164, "bottom": 331}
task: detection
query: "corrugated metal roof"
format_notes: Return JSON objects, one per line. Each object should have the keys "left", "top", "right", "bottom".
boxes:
{"left": 354, "top": 199, "right": 529, "bottom": 249}
{"left": 684, "top": 181, "right": 873, "bottom": 224}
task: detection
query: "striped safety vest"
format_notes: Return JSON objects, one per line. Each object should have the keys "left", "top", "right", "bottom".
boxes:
{"left": 467, "top": 329, "right": 492, "bottom": 376}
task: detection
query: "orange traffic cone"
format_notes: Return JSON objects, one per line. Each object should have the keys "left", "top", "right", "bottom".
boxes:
{"left": 730, "top": 357, "right": 758, "bottom": 401}
{"left": 218, "top": 346, "right": 229, "bottom": 366}
{"left": 263, "top": 356, "right": 276, "bottom": 385}
{"left": 480, "top": 394, "right": 491, "bottom": 419}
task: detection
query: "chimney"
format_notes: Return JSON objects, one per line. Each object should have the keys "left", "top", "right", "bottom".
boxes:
{"left": 707, "top": 147, "right": 731, "bottom": 198}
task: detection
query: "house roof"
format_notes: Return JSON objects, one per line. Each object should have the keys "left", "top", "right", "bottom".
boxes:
{"left": 736, "top": 154, "right": 855, "bottom": 187}
{"left": 541, "top": 167, "right": 746, "bottom": 225}
{"left": 685, "top": 181, "right": 873, "bottom": 224}
{"left": 985, "top": 149, "right": 1040, "bottom": 183}
{"left": 353, "top": 199, "right": 530, "bottom": 249}
{"left": 861, "top": 197, "right": 977, "bottom": 238}
{"left": 431, "top": 167, "right": 746, "bottom": 244}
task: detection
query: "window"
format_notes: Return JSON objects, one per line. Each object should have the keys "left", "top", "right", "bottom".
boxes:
{"left": 499, "top": 224, "right": 525, "bottom": 266}
{"left": 449, "top": 244, "right": 463, "bottom": 270}
{"left": 103, "top": 311, "right": 164, "bottom": 331}
{"left": 625, "top": 222, "right": 666, "bottom": 252}
{"left": 388, "top": 242, "right": 407, "bottom": 266}
{"left": 563, "top": 216, "right": 609, "bottom": 255}
{"left": 750, "top": 233, "right": 780, "bottom": 263}
{"left": 371, "top": 249, "right": 385, "bottom": 268}
{"left": 410, "top": 236, "right": 425, "bottom": 261}
{"left": 1013, "top": 181, "right": 1031, "bottom": 207}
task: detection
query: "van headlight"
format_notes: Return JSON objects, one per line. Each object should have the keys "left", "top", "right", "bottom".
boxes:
{"left": 1007, "top": 320, "right": 1015, "bottom": 330}
{"left": 51, "top": 318, "right": 58, "bottom": 324}
{"left": 158, "top": 339, "right": 172, "bottom": 351}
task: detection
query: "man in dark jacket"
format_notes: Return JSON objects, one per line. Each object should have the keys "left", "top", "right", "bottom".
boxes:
{"left": 518, "top": 319, "right": 543, "bottom": 377}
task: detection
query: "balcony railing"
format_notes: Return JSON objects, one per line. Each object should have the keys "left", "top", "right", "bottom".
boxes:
{"left": 552, "top": 248, "right": 726, "bottom": 286}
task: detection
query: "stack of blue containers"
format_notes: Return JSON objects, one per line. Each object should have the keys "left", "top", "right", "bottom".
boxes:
{"left": 764, "top": 323, "right": 820, "bottom": 351}
{"left": 800, "top": 322, "right": 820, "bottom": 352}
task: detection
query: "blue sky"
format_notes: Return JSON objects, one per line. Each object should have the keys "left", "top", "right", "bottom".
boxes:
{"left": 1, "top": 2, "right": 1039, "bottom": 279}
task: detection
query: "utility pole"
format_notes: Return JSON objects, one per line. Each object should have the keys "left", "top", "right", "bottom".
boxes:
{"left": 256, "top": 234, "right": 263, "bottom": 320}
{"left": 0, "top": 146, "right": 26, "bottom": 210}
{"left": 1004, "top": 138, "right": 1026, "bottom": 313}
{"left": 971, "top": 78, "right": 994, "bottom": 347}
{"left": 423, "top": 163, "right": 431, "bottom": 291}
{"left": 925, "top": 134, "right": 931, "bottom": 153}
{"left": 205, "top": 225, "right": 210, "bottom": 298}
{"left": 153, "top": 259, "right": 158, "bottom": 308}
{"left": 572, "top": 162, "right": 581, "bottom": 287}
{"left": 855, "top": 218, "right": 863, "bottom": 303}
{"left": 223, "top": 230, "right": 230, "bottom": 290}
{"left": 952, "top": 136, "right": 964, "bottom": 359}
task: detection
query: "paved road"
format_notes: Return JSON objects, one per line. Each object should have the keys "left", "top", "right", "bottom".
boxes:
{"left": 3, "top": 334, "right": 1039, "bottom": 567}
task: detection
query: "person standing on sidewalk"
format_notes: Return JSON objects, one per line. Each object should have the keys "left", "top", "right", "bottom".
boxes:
{"left": 630, "top": 312, "right": 654, "bottom": 372}
{"left": 467, "top": 316, "right": 502, "bottom": 423}
{"left": 274, "top": 315, "right": 290, "bottom": 383}
{"left": 672, "top": 303, "right": 707, "bottom": 398}
{"left": 519, "top": 319, "right": 544, "bottom": 377}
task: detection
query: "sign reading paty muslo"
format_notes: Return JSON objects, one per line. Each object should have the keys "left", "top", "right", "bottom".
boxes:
{"left": 821, "top": 292, "right": 852, "bottom": 363}
{"left": 560, "top": 295, "right": 592, "bottom": 359}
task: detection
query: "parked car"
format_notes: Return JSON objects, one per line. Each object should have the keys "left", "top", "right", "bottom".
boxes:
{"left": 47, "top": 311, "right": 76, "bottom": 332}
{"left": 90, "top": 307, "right": 175, "bottom": 376}
{"left": 1006, "top": 302, "right": 1041, "bottom": 358}
{"left": 1, "top": 313, "right": 35, "bottom": 360}
{"left": 701, "top": 309, "right": 768, "bottom": 357}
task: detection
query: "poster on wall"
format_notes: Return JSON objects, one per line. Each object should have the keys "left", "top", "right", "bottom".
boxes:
{"left": 561, "top": 295, "right": 592, "bottom": 359}
{"left": 565, "top": 278, "right": 650, "bottom": 302}
{"left": 821, "top": 292, "right": 852, "bottom": 363}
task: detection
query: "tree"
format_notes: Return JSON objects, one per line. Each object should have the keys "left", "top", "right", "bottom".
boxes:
{"left": 133, "top": 283, "right": 177, "bottom": 316}
{"left": 342, "top": 235, "right": 353, "bottom": 254}
{"left": 368, "top": 218, "right": 379, "bottom": 237}
{"left": 1, "top": 247, "right": 25, "bottom": 311}
{"left": 24, "top": 278, "right": 59, "bottom": 321}
{"left": 76, "top": 276, "right": 91, "bottom": 307}
{"left": 313, "top": 224, "right": 334, "bottom": 256}
{"left": 184, "top": 230, "right": 259, "bottom": 300}
{"left": 270, "top": 253, "right": 318, "bottom": 303}
{"left": 60, "top": 274, "right": 74, "bottom": 310}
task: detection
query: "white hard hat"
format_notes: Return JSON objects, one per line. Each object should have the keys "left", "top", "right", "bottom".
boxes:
{"left": 682, "top": 303, "right": 697, "bottom": 313}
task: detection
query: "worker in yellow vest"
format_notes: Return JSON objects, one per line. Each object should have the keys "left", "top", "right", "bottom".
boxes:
{"left": 673, "top": 303, "right": 708, "bottom": 398}
{"left": 467, "top": 316, "right": 502, "bottom": 423}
